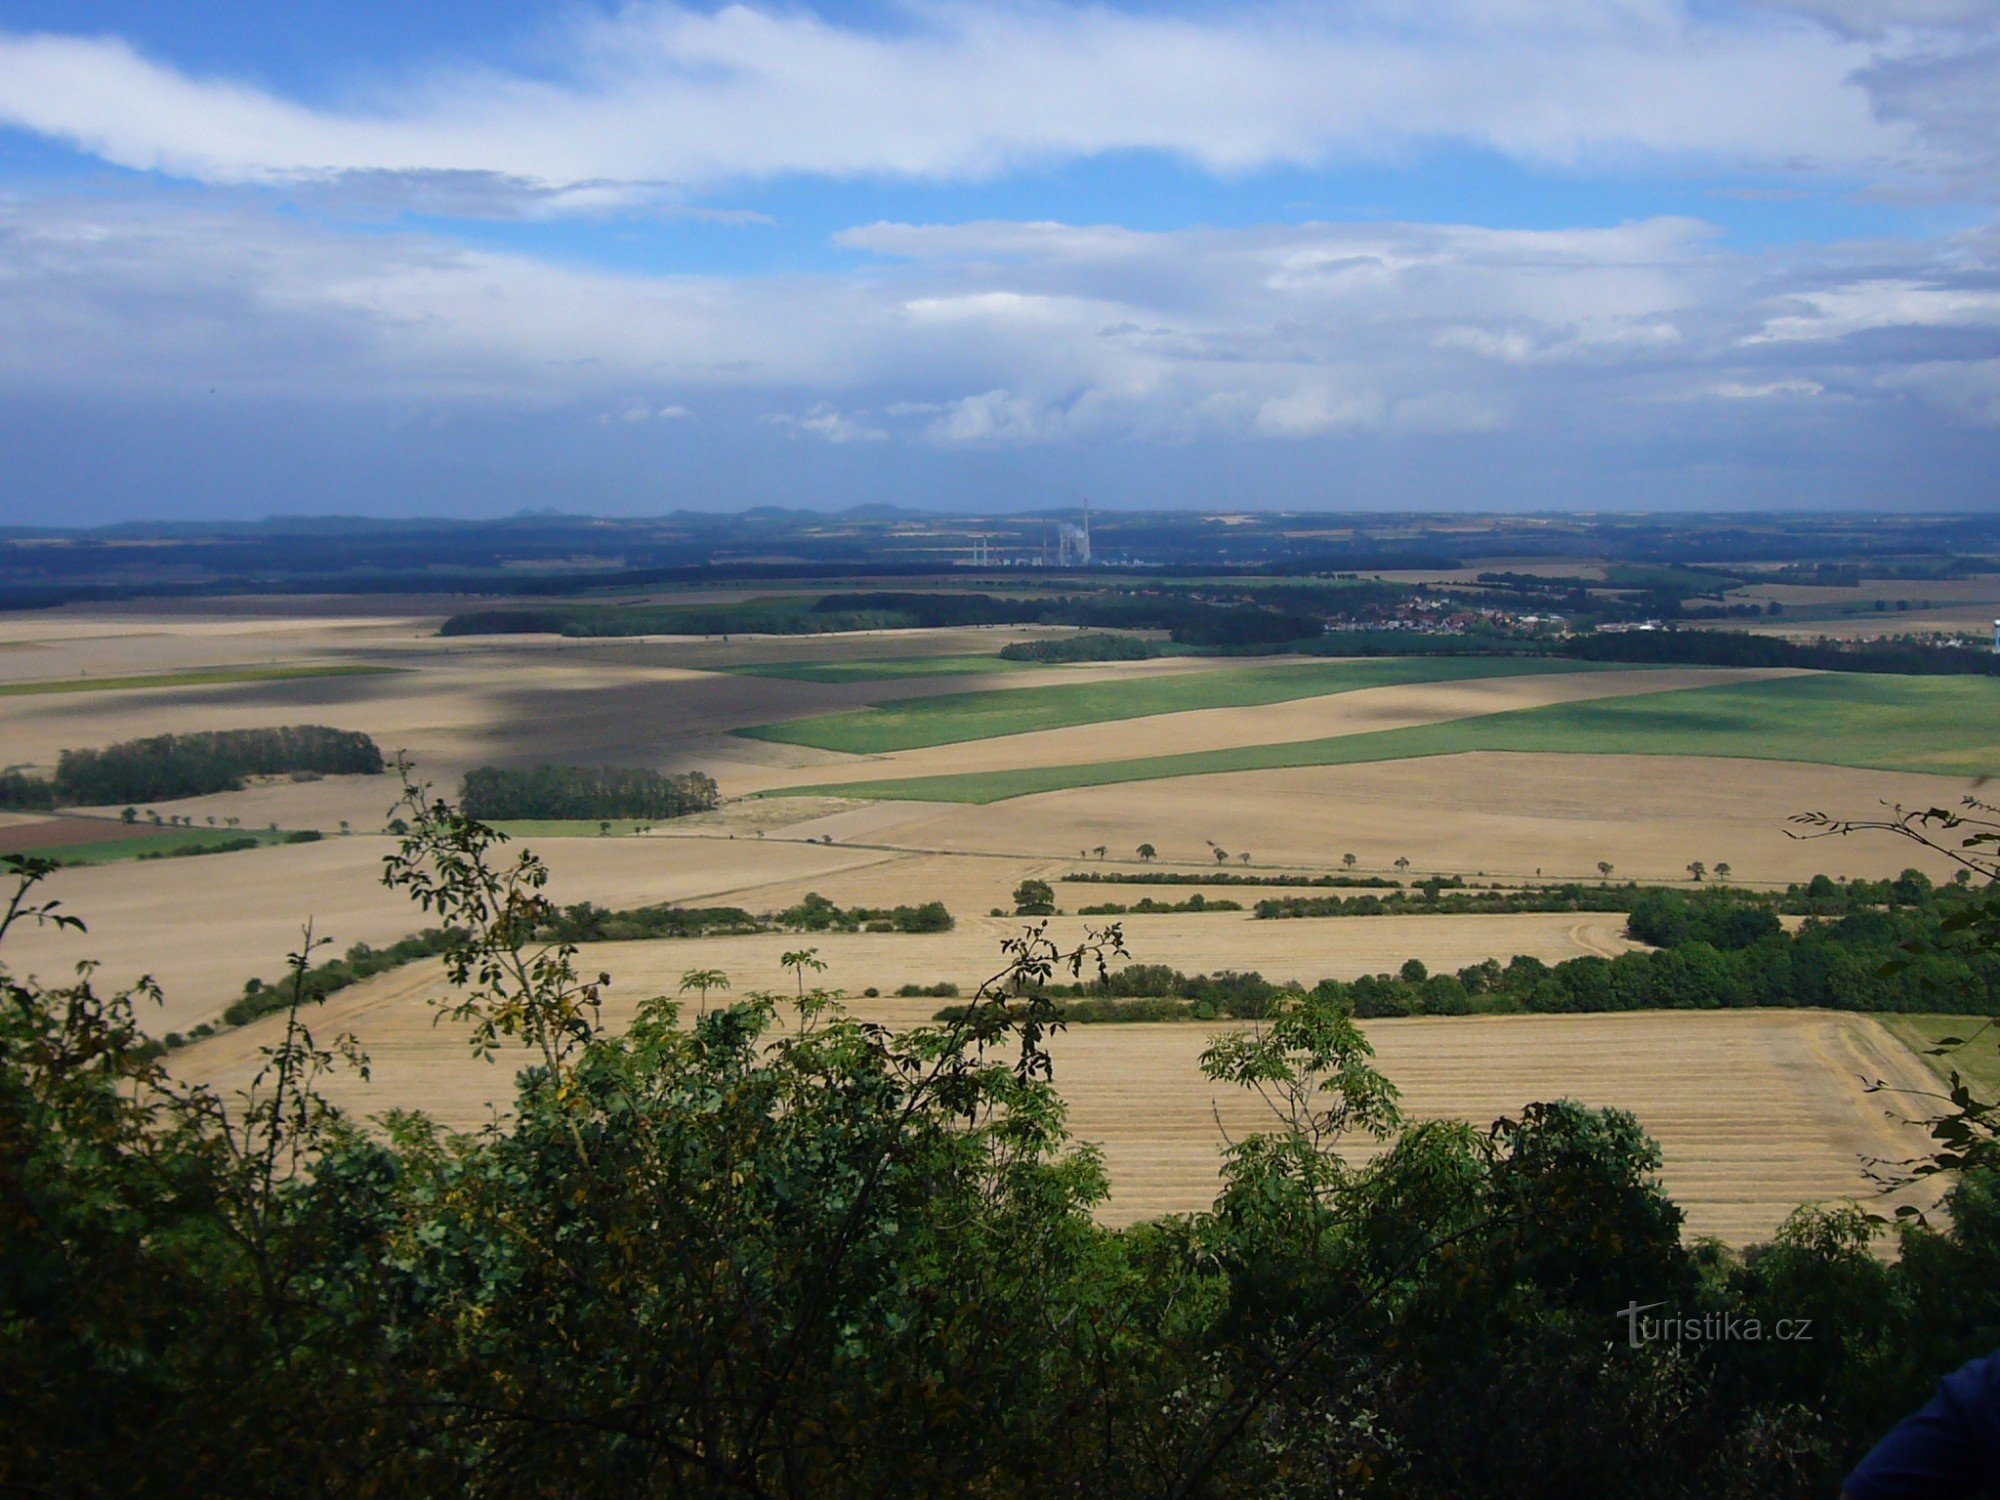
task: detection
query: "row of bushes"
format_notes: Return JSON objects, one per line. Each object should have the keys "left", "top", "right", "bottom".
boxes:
{"left": 459, "top": 764, "right": 720, "bottom": 821}
{"left": 1255, "top": 872, "right": 1964, "bottom": 923}
{"left": 218, "top": 927, "right": 465, "bottom": 1030}
{"left": 199, "top": 891, "right": 955, "bottom": 1041}
{"left": 777, "top": 892, "right": 954, "bottom": 934}
{"left": 0, "top": 725, "right": 384, "bottom": 808}
{"left": 136, "top": 830, "right": 322, "bottom": 862}
{"left": 1076, "top": 895, "right": 1243, "bottom": 915}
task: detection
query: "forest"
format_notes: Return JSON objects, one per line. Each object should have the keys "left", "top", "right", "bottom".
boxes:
{"left": 459, "top": 764, "right": 721, "bottom": 821}
{"left": 0, "top": 725, "right": 383, "bottom": 807}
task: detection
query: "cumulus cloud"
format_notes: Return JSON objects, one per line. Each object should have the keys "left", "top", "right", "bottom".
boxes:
{"left": 3, "top": 194, "right": 2000, "bottom": 455}
{"left": 0, "top": 1, "right": 1974, "bottom": 199}
{"left": 767, "top": 404, "right": 889, "bottom": 443}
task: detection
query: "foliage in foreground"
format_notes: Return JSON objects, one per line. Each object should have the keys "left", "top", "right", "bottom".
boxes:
{"left": 3, "top": 797, "right": 2000, "bottom": 1496}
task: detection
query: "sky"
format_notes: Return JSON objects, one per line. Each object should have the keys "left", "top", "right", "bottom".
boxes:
{"left": 1, "top": 1, "right": 1998, "bottom": 521}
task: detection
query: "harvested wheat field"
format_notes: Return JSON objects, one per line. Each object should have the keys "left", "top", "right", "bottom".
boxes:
{"left": 1057, "top": 1010, "right": 1940, "bottom": 1240}
{"left": 881, "top": 753, "right": 1980, "bottom": 884}
{"left": 175, "top": 988, "right": 1939, "bottom": 1245}
{"left": 5, "top": 833, "right": 892, "bottom": 1031}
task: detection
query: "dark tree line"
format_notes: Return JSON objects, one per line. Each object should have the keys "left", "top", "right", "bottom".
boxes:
{"left": 0, "top": 725, "right": 383, "bottom": 808}
{"left": 967, "top": 874, "right": 1996, "bottom": 1024}
{"left": 1565, "top": 628, "right": 2000, "bottom": 676}
{"left": 459, "top": 764, "right": 720, "bottom": 821}
{"left": 998, "top": 631, "right": 1167, "bottom": 663}
{"left": 442, "top": 589, "right": 1326, "bottom": 651}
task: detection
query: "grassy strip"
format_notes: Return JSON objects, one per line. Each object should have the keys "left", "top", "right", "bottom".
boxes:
{"left": 486, "top": 819, "right": 666, "bottom": 838}
{"left": 0, "top": 664, "right": 398, "bottom": 698}
{"left": 1061, "top": 871, "right": 1401, "bottom": 889}
{"left": 771, "top": 672, "right": 2000, "bottom": 803}
{"left": 737, "top": 656, "right": 1612, "bottom": 754}
{"left": 719, "top": 655, "right": 1027, "bottom": 683}
{"left": 1880, "top": 1013, "right": 2000, "bottom": 1097}
{"left": 36, "top": 827, "right": 317, "bottom": 867}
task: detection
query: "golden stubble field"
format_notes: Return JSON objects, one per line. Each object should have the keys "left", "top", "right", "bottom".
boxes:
{"left": 868, "top": 754, "right": 1980, "bottom": 886}
{"left": 174, "top": 960, "right": 1941, "bottom": 1245}
{"left": 3, "top": 595, "right": 1972, "bottom": 1250}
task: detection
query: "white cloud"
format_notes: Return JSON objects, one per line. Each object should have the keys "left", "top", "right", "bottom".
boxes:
{"left": 768, "top": 403, "right": 889, "bottom": 443}
{"left": 3, "top": 195, "right": 1999, "bottom": 452}
{"left": 0, "top": 1, "right": 1971, "bottom": 199}
{"left": 1255, "top": 385, "right": 1387, "bottom": 437}
{"left": 1707, "top": 378, "right": 1827, "bottom": 397}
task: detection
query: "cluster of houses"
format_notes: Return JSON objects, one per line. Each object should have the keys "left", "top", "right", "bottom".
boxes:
{"left": 1319, "top": 595, "right": 1570, "bottom": 638}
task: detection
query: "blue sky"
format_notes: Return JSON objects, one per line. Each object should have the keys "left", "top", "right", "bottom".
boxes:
{"left": 1, "top": 0, "right": 1998, "bottom": 521}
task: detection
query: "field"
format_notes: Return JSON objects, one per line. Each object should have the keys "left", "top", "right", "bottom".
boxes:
{"left": 776, "top": 671, "right": 2000, "bottom": 801}
{"left": 5, "top": 587, "right": 1992, "bottom": 1253}
{"left": 170, "top": 964, "right": 1942, "bottom": 1243}
{"left": 719, "top": 654, "right": 1028, "bottom": 682}
{"left": 0, "top": 823, "right": 301, "bottom": 866}
{"left": 0, "top": 662, "right": 400, "bottom": 697}
{"left": 1881, "top": 1015, "right": 2000, "bottom": 1098}
{"left": 738, "top": 655, "right": 1610, "bottom": 753}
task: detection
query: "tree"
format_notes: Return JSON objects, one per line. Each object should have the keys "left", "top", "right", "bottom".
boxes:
{"left": 1394, "top": 856, "right": 1411, "bottom": 875}
{"left": 1240, "top": 852, "right": 1251, "bottom": 866}
{"left": 1598, "top": 861, "right": 1614, "bottom": 880}
{"left": 678, "top": 967, "right": 730, "bottom": 1017}
{"left": 779, "top": 947, "right": 828, "bottom": 999}
{"left": 1137, "top": 843, "right": 1156, "bottom": 863}
{"left": 1714, "top": 861, "right": 1732, "bottom": 881}
{"left": 1342, "top": 853, "right": 1357, "bottom": 870}
{"left": 1093, "top": 845, "right": 1108, "bottom": 860}
{"left": 1686, "top": 860, "right": 1706, "bottom": 882}
{"left": 120, "top": 806, "right": 137, "bottom": 824}
{"left": 1012, "top": 878, "right": 1056, "bottom": 916}
{"left": 598, "top": 820, "right": 612, "bottom": 837}
{"left": 338, "top": 820, "right": 350, "bottom": 835}
{"left": 1213, "top": 847, "right": 1230, "bottom": 865}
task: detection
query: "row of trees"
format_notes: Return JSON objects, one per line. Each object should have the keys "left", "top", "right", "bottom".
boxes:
{"left": 997, "top": 632, "right": 1167, "bottom": 663}
{"left": 459, "top": 764, "right": 720, "bottom": 822}
{"left": 988, "top": 877, "right": 1996, "bottom": 1022}
{"left": 443, "top": 588, "right": 1326, "bottom": 651}
{"left": 208, "top": 891, "right": 957, "bottom": 1038}
{"left": 0, "top": 725, "right": 383, "bottom": 808}
{"left": 6, "top": 787, "right": 1994, "bottom": 1493}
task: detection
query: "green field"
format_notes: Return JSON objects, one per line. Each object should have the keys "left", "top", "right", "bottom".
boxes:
{"left": 30, "top": 827, "right": 307, "bottom": 866}
{"left": 720, "top": 654, "right": 1025, "bottom": 684}
{"left": 1881, "top": 1014, "right": 2000, "bottom": 1097}
{"left": 0, "top": 664, "right": 399, "bottom": 698}
{"left": 737, "top": 656, "right": 1613, "bottom": 754}
{"left": 769, "top": 672, "right": 2000, "bottom": 803}
{"left": 486, "top": 819, "right": 667, "bottom": 838}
